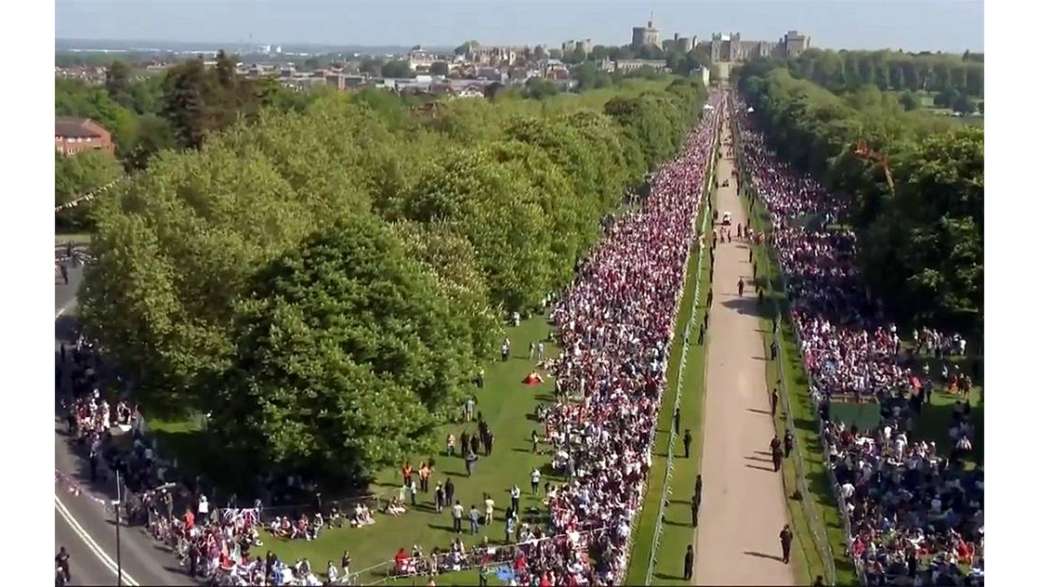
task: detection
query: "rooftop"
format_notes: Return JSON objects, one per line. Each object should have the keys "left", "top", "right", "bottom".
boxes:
{"left": 55, "top": 117, "right": 106, "bottom": 138}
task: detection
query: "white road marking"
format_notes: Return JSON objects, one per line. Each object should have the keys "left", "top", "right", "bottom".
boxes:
{"left": 55, "top": 495, "right": 140, "bottom": 586}
{"left": 55, "top": 299, "right": 76, "bottom": 320}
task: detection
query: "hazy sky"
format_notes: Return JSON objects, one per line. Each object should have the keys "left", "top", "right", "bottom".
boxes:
{"left": 56, "top": 0, "right": 984, "bottom": 52}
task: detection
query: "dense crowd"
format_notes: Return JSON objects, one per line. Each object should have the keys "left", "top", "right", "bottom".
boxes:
{"left": 733, "top": 95, "right": 983, "bottom": 585}
{"left": 473, "top": 90, "right": 724, "bottom": 586}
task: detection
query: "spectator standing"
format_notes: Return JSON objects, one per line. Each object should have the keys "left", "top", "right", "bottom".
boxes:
{"left": 451, "top": 501, "right": 463, "bottom": 534}
{"left": 683, "top": 545, "right": 695, "bottom": 581}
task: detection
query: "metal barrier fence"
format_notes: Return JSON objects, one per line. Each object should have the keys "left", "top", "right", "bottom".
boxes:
{"left": 728, "top": 100, "right": 866, "bottom": 586}
{"left": 643, "top": 111, "right": 720, "bottom": 585}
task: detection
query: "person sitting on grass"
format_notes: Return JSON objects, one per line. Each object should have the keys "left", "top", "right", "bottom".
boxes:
{"left": 352, "top": 503, "right": 375, "bottom": 527}
{"left": 387, "top": 495, "right": 407, "bottom": 517}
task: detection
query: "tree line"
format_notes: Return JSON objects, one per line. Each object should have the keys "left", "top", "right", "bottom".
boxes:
{"left": 764, "top": 48, "right": 983, "bottom": 98}
{"left": 79, "top": 77, "right": 708, "bottom": 485}
{"left": 736, "top": 66, "right": 982, "bottom": 336}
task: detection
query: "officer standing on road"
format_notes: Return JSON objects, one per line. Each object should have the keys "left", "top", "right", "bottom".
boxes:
{"left": 771, "top": 388, "right": 779, "bottom": 416}
{"left": 60, "top": 262, "right": 69, "bottom": 285}
{"left": 737, "top": 278, "right": 745, "bottom": 297}
{"left": 780, "top": 524, "right": 794, "bottom": 564}
{"left": 683, "top": 545, "right": 695, "bottom": 581}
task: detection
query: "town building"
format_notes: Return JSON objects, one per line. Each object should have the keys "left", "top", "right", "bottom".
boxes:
{"left": 701, "top": 30, "right": 811, "bottom": 63}
{"left": 782, "top": 30, "right": 811, "bottom": 58}
{"left": 613, "top": 59, "right": 669, "bottom": 73}
{"left": 407, "top": 47, "right": 439, "bottom": 72}
{"left": 55, "top": 117, "right": 114, "bottom": 156}
{"left": 632, "top": 19, "right": 662, "bottom": 50}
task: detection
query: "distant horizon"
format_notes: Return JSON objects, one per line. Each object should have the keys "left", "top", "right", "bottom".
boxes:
{"left": 56, "top": 1, "right": 984, "bottom": 54}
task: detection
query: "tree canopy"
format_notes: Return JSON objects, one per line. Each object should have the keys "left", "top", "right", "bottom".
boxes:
{"left": 80, "top": 77, "right": 709, "bottom": 481}
{"left": 737, "top": 66, "right": 983, "bottom": 334}
{"left": 210, "top": 214, "right": 478, "bottom": 480}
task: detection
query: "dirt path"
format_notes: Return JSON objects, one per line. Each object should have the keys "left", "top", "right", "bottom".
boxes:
{"left": 693, "top": 109, "right": 796, "bottom": 586}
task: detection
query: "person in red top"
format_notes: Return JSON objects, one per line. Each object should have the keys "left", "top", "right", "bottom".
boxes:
{"left": 184, "top": 509, "right": 195, "bottom": 531}
{"left": 538, "top": 572, "right": 551, "bottom": 587}
{"left": 394, "top": 548, "right": 409, "bottom": 572}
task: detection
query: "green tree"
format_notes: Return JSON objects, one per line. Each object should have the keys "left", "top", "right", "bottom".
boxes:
{"left": 211, "top": 213, "right": 478, "bottom": 481}
{"left": 899, "top": 91, "right": 919, "bottom": 111}
{"left": 523, "top": 77, "right": 559, "bottom": 100}
{"left": 54, "top": 150, "right": 124, "bottom": 232}
{"left": 105, "top": 60, "right": 133, "bottom": 107}
{"left": 380, "top": 60, "right": 412, "bottom": 78}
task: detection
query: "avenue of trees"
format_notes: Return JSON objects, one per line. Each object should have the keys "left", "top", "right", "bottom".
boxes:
{"left": 79, "top": 77, "right": 707, "bottom": 482}
{"left": 781, "top": 48, "right": 984, "bottom": 97}
{"left": 737, "top": 66, "right": 983, "bottom": 335}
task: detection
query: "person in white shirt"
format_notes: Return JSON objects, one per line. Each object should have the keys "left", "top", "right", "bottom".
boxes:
{"left": 484, "top": 494, "right": 495, "bottom": 525}
{"left": 530, "top": 468, "right": 541, "bottom": 496}
{"left": 197, "top": 495, "right": 209, "bottom": 524}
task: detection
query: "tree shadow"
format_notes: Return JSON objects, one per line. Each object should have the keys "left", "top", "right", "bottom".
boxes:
{"left": 511, "top": 447, "right": 530, "bottom": 453}
{"left": 744, "top": 455, "right": 773, "bottom": 464}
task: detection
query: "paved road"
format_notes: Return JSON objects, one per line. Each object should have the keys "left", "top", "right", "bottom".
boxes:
{"left": 54, "top": 264, "right": 194, "bottom": 586}
{"left": 694, "top": 108, "right": 796, "bottom": 586}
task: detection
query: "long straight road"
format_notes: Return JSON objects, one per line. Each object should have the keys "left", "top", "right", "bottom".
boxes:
{"left": 693, "top": 106, "right": 796, "bottom": 586}
{"left": 55, "top": 264, "right": 193, "bottom": 586}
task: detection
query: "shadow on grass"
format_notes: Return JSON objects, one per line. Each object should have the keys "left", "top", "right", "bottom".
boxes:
{"left": 653, "top": 573, "right": 686, "bottom": 581}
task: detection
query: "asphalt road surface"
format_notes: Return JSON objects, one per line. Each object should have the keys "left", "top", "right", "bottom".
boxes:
{"left": 54, "top": 263, "right": 193, "bottom": 586}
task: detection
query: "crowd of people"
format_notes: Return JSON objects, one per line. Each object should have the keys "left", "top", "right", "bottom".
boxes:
{"left": 732, "top": 95, "right": 983, "bottom": 585}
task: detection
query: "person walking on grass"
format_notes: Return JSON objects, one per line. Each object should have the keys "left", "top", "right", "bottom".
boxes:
{"left": 465, "top": 450, "right": 478, "bottom": 477}
{"left": 784, "top": 430, "right": 794, "bottom": 458}
{"left": 530, "top": 468, "right": 541, "bottom": 496}
{"left": 447, "top": 433, "right": 456, "bottom": 457}
{"left": 510, "top": 484, "right": 521, "bottom": 513}
{"left": 770, "top": 340, "right": 779, "bottom": 361}
{"left": 683, "top": 429, "right": 693, "bottom": 458}
{"left": 771, "top": 388, "right": 779, "bottom": 416}
{"left": 683, "top": 545, "right": 695, "bottom": 581}
{"left": 780, "top": 524, "right": 793, "bottom": 564}
{"left": 445, "top": 478, "right": 455, "bottom": 505}
{"left": 452, "top": 501, "right": 463, "bottom": 533}
{"left": 468, "top": 504, "right": 480, "bottom": 534}
{"left": 673, "top": 408, "right": 681, "bottom": 432}
{"left": 435, "top": 482, "right": 444, "bottom": 513}
{"left": 483, "top": 493, "right": 495, "bottom": 526}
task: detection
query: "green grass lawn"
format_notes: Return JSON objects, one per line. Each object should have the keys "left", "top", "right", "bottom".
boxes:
{"left": 150, "top": 316, "right": 562, "bottom": 584}
{"left": 56, "top": 232, "right": 92, "bottom": 244}
{"left": 627, "top": 185, "right": 712, "bottom": 586}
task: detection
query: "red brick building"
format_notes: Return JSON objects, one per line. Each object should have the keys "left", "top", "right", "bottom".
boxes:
{"left": 55, "top": 117, "right": 115, "bottom": 156}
